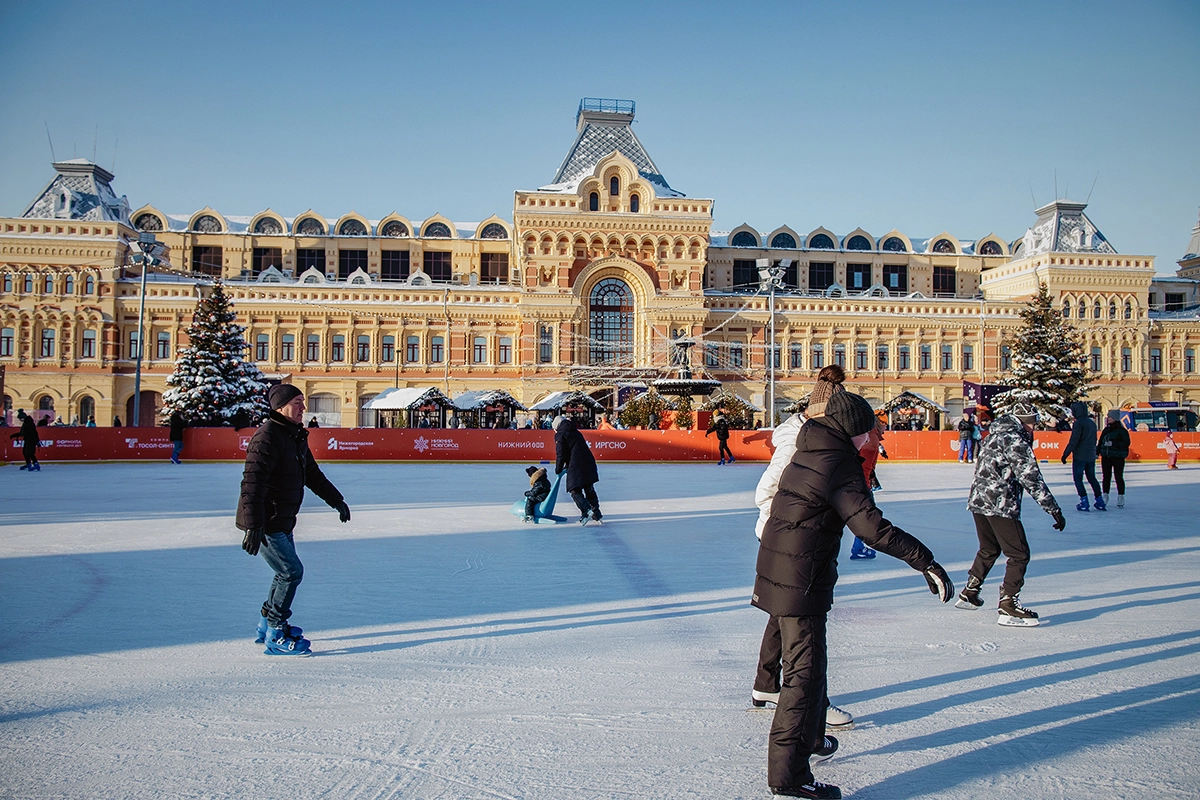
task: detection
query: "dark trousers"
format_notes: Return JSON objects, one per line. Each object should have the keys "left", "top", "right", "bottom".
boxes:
{"left": 755, "top": 614, "right": 782, "bottom": 694}
{"left": 1101, "top": 456, "right": 1126, "bottom": 495}
{"left": 969, "top": 513, "right": 1031, "bottom": 598}
{"left": 22, "top": 444, "right": 38, "bottom": 468}
{"left": 768, "top": 615, "right": 828, "bottom": 792}
{"left": 260, "top": 532, "right": 304, "bottom": 627}
{"left": 718, "top": 439, "right": 733, "bottom": 461}
{"left": 569, "top": 484, "right": 601, "bottom": 519}
{"left": 1072, "top": 458, "right": 1101, "bottom": 497}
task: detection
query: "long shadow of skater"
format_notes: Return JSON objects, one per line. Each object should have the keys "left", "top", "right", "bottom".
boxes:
{"left": 845, "top": 674, "right": 1200, "bottom": 799}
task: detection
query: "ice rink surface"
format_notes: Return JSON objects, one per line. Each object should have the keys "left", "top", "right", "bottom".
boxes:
{"left": 1, "top": 458, "right": 1198, "bottom": 799}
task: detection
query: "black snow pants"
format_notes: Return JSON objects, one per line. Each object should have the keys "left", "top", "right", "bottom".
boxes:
{"left": 569, "top": 483, "right": 601, "bottom": 520}
{"left": 969, "top": 513, "right": 1031, "bottom": 599}
{"left": 1101, "top": 455, "right": 1126, "bottom": 495}
{"left": 767, "top": 615, "right": 828, "bottom": 792}
{"left": 755, "top": 614, "right": 782, "bottom": 695}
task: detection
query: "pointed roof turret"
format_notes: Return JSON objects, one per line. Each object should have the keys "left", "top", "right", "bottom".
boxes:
{"left": 1014, "top": 199, "right": 1117, "bottom": 259}
{"left": 22, "top": 159, "right": 132, "bottom": 225}
{"left": 541, "top": 98, "right": 682, "bottom": 197}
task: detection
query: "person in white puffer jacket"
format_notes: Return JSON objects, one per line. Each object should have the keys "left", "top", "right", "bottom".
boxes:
{"left": 750, "top": 370, "right": 854, "bottom": 731}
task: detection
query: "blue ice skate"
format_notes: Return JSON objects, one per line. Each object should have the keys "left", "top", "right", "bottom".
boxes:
{"left": 1093, "top": 495, "right": 1107, "bottom": 511}
{"left": 1076, "top": 497, "right": 1090, "bottom": 512}
{"left": 509, "top": 471, "right": 569, "bottom": 524}
{"left": 264, "top": 627, "right": 312, "bottom": 656}
{"left": 256, "top": 615, "right": 302, "bottom": 644}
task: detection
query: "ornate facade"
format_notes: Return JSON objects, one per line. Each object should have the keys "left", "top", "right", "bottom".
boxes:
{"left": 2, "top": 99, "right": 1198, "bottom": 428}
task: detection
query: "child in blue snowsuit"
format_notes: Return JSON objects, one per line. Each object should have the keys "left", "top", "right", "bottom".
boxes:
{"left": 523, "top": 466, "right": 552, "bottom": 521}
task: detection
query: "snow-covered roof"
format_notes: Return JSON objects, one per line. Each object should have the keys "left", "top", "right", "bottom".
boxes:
{"left": 364, "top": 387, "right": 453, "bottom": 410}
{"left": 540, "top": 99, "right": 683, "bottom": 198}
{"left": 1180, "top": 211, "right": 1200, "bottom": 262}
{"left": 699, "top": 391, "right": 764, "bottom": 412}
{"left": 528, "top": 390, "right": 605, "bottom": 412}
{"left": 879, "top": 391, "right": 948, "bottom": 414}
{"left": 452, "top": 389, "right": 527, "bottom": 411}
{"left": 21, "top": 160, "right": 131, "bottom": 225}
{"left": 1013, "top": 200, "right": 1117, "bottom": 259}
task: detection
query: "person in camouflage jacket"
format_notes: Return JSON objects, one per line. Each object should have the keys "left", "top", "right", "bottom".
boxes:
{"left": 958, "top": 409, "right": 1066, "bottom": 623}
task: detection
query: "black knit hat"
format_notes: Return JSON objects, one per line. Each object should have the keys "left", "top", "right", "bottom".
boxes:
{"left": 525, "top": 466, "right": 538, "bottom": 476}
{"left": 268, "top": 384, "right": 304, "bottom": 410}
{"left": 823, "top": 391, "right": 877, "bottom": 438}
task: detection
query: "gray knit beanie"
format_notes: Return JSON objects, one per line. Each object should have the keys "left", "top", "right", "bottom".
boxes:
{"left": 822, "top": 392, "right": 877, "bottom": 438}
{"left": 806, "top": 380, "right": 846, "bottom": 418}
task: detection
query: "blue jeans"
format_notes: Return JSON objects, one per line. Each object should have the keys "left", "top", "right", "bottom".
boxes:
{"left": 1072, "top": 459, "right": 1101, "bottom": 498}
{"left": 260, "top": 532, "right": 304, "bottom": 627}
{"left": 959, "top": 438, "right": 974, "bottom": 461}
{"left": 171, "top": 440, "right": 183, "bottom": 460}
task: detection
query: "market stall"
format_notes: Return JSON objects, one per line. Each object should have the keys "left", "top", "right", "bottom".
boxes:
{"left": 363, "top": 387, "right": 454, "bottom": 428}
{"left": 880, "top": 391, "right": 947, "bottom": 430}
{"left": 451, "top": 389, "right": 527, "bottom": 429}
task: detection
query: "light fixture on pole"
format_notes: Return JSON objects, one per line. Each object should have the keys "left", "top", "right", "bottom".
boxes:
{"left": 758, "top": 257, "right": 790, "bottom": 427}
{"left": 131, "top": 231, "right": 166, "bottom": 427}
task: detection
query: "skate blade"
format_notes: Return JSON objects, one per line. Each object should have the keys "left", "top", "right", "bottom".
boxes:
{"left": 997, "top": 615, "right": 1040, "bottom": 627}
{"left": 954, "top": 599, "right": 982, "bottom": 610}
{"left": 825, "top": 721, "right": 855, "bottom": 731}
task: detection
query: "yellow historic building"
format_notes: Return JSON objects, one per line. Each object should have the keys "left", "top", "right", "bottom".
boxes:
{"left": 2, "top": 99, "right": 1198, "bottom": 428}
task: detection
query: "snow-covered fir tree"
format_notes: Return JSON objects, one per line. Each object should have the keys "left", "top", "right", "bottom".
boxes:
{"left": 161, "top": 281, "right": 270, "bottom": 426}
{"left": 991, "top": 282, "right": 1091, "bottom": 421}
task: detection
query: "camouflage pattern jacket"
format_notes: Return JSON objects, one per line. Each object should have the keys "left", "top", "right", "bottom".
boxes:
{"left": 967, "top": 415, "right": 1061, "bottom": 520}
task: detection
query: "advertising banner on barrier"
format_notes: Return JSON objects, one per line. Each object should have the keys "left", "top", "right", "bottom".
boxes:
{"left": 6, "top": 427, "right": 1198, "bottom": 464}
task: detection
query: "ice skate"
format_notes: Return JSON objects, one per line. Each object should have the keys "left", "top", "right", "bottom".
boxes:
{"left": 771, "top": 780, "right": 841, "bottom": 799}
{"left": 1093, "top": 494, "right": 1107, "bottom": 511}
{"left": 750, "top": 689, "right": 779, "bottom": 708}
{"left": 171, "top": 454, "right": 181, "bottom": 464}
{"left": 522, "top": 515, "right": 534, "bottom": 523}
{"left": 849, "top": 548, "right": 876, "bottom": 560}
{"left": 955, "top": 575, "right": 984, "bottom": 610}
{"left": 998, "top": 594, "right": 1040, "bottom": 627}
{"left": 579, "top": 514, "right": 590, "bottom": 526}
{"left": 264, "top": 626, "right": 312, "bottom": 656}
{"left": 717, "top": 458, "right": 725, "bottom": 465}
{"left": 1076, "top": 496, "right": 1090, "bottom": 512}
{"left": 825, "top": 703, "right": 854, "bottom": 730}
{"left": 256, "top": 615, "right": 302, "bottom": 644}
{"left": 728, "top": 455, "right": 735, "bottom": 464}
{"left": 590, "top": 511, "right": 603, "bottom": 525}
{"left": 1117, "top": 494, "right": 1125, "bottom": 508}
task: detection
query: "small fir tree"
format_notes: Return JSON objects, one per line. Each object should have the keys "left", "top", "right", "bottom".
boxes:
{"left": 675, "top": 393, "right": 694, "bottom": 430}
{"left": 162, "top": 281, "right": 270, "bottom": 426}
{"left": 703, "top": 393, "right": 755, "bottom": 429}
{"left": 991, "top": 282, "right": 1091, "bottom": 421}
{"left": 618, "top": 388, "right": 672, "bottom": 429}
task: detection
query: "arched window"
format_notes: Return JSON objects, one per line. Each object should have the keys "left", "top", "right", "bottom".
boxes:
{"left": 1124, "top": 301, "right": 1132, "bottom": 320}
{"left": 480, "top": 223, "right": 508, "bottom": 239}
{"left": 423, "top": 222, "right": 451, "bottom": 238}
{"left": 79, "top": 395, "right": 95, "bottom": 422}
{"left": 193, "top": 214, "right": 222, "bottom": 233}
{"left": 932, "top": 238, "right": 955, "bottom": 254}
{"left": 589, "top": 278, "right": 634, "bottom": 366}
{"left": 339, "top": 219, "right": 368, "bottom": 236}
{"left": 134, "top": 213, "right": 163, "bottom": 232}
{"left": 1093, "top": 302, "right": 1102, "bottom": 319}
{"left": 1078, "top": 302, "right": 1086, "bottom": 319}
{"left": 381, "top": 220, "right": 409, "bottom": 237}
{"left": 629, "top": 194, "right": 639, "bottom": 213}
{"left": 846, "top": 235, "right": 872, "bottom": 251}
{"left": 65, "top": 275, "right": 75, "bottom": 294}
{"left": 254, "top": 217, "right": 283, "bottom": 235}
{"left": 1109, "top": 302, "right": 1117, "bottom": 319}
{"left": 1063, "top": 300, "right": 1072, "bottom": 318}
{"left": 731, "top": 231, "right": 759, "bottom": 247}
{"left": 38, "top": 395, "right": 55, "bottom": 411}
{"left": 85, "top": 275, "right": 95, "bottom": 294}
{"left": 610, "top": 176, "right": 619, "bottom": 196}
{"left": 979, "top": 240, "right": 1002, "bottom": 256}
{"left": 771, "top": 232, "right": 797, "bottom": 249}
{"left": 809, "top": 233, "right": 835, "bottom": 250}
{"left": 296, "top": 217, "right": 325, "bottom": 236}
{"left": 882, "top": 237, "right": 906, "bottom": 252}
{"left": 589, "top": 192, "right": 599, "bottom": 211}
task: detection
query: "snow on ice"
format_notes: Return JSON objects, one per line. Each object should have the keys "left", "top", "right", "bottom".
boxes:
{"left": 1, "top": 461, "right": 1198, "bottom": 798}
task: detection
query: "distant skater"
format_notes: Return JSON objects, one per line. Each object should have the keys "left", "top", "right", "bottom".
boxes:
{"left": 522, "top": 465, "right": 552, "bottom": 522}
{"left": 1163, "top": 430, "right": 1180, "bottom": 470}
{"left": 706, "top": 407, "right": 734, "bottom": 464}
{"left": 168, "top": 411, "right": 186, "bottom": 464}
{"left": 9, "top": 410, "right": 41, "bottom": 471}
{"left": 1062, "top": 401, "right": 1104, "bottom": 510}
{"left": 1098, "top": 410, "right": 1129, "bottom": 507}
{"left": 553, "top": 415, "right": 602, "bottom": 525}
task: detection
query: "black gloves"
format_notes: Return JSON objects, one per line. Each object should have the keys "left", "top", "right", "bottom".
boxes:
{"left": 1052, "top": 510, "right": 1067, "bottom": 531}
{"left": 1060, "top": 455, "right": 1068, "bottom": 465}
{"left": 241, "top": 528, "right": 265, "bottom": 556}
{"left": 335, "top": 501, "right": 351, "bottom": 523}
{"left": 923, "top": 562, "right": 954, "bottom": 603}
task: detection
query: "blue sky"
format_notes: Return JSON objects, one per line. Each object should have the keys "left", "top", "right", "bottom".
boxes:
{"left": 1, "top": 0, "right": 1197, "bottom": 271}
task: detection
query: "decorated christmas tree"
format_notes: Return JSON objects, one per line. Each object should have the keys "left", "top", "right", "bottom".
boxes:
{"left": 991, "top": 282, "right": 1091, "bottom": 421}
{"left": 161, "top": 281, "right": 270, "bottom": 426}
{"left": 674, "top": 393, "right": 694, "bottom": 430}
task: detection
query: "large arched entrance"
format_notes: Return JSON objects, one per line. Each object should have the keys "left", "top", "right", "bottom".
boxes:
{"left": 588, "top": 277, "right": 634, "bottom": 366}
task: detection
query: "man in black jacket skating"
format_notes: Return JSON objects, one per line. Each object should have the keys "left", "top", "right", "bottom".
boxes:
{"left": 553, "top": 415, "right": 601, "bottom": 524}
{"left": 10, "top": 410, "right": 41, "bottom": 471}
{"left": 237, "top": 385, "right": 350, "bottom": 656}
{"left": 753, "top": 391, "right": 953, "bottom": 799}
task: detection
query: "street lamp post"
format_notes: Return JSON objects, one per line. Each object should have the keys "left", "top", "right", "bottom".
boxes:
{"left": 758, "top": 258, "right": 790, "bottom": 427}
{"left": 131, "top": 232, "right": 165, "bottom": 427}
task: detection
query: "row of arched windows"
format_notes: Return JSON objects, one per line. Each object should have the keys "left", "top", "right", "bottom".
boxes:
{"left": 134, "top": 212, "right": 510, "bottom": 240}
{"left": 1, "top": 272, "right": 96, "bottom": 296}
{"left": 728, "top": 229, "right": 1006, "bottom": 256}
{"left": 1062, "top": 296, "right": 1138, "bottom": 321}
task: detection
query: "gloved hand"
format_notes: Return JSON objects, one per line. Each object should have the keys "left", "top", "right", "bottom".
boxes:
{"left": 241, "top": 528, "right": 265, "bottom": 556}
{"left": 335, "top": 501, "right": 351, "bottom": 523}
{"left": 1060, "top": 455, "right": 1068, "bottom": 465}
{"left": 1052, "top": 510, "right": 1067, "bottom": 531}
{"left": 923, "top": 562, "right": 954, "bottom": 603}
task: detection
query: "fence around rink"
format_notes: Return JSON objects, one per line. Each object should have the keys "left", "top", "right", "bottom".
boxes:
{"left": 4, "top": 427, "right": 1198, "bottom": 464}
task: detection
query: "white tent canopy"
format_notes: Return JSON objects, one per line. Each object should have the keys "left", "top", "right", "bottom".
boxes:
{"left": 364, "top": 387, "right": 453, "bottom": 410}
{"left": 528, "top": 390, "right": 605, "bottom": 412}
{"left": 452, "top": 389, "right": 527, "bottom": 411}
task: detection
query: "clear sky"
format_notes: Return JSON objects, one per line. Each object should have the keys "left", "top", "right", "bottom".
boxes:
{"left": 1, "top": 0, "right": 1197, "bottom": 271}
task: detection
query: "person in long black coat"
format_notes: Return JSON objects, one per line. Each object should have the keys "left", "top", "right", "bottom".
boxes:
{"left": 168, "top": 411, "right": 186, "bottom": 464}
{"left": 553, "top": 415, "right": 601, "bottom": 523}
{"left": 753, "top": 391, "right": 952, "bottom": 799}
{"left": 237, "top": 384, "right": 350, "bottom": 655}
{"left": 9, "top": 410, "right": 41, "bottom": 471}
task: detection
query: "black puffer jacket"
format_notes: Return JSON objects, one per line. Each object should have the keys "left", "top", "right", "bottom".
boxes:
{"left": 236, "top": 411, "right": 343, "bottom": 533}
{"left": 753, "top": 418, "right": 935, "bottom": 617}
{"left": 706, "top": 413, "right": 731, "bottom": 441}
{"left": 555, "top": 418, "right": 599, "bottom": 492}
{"left": 1063, "top": 401, "right": 1098, "bottom": 462}
{"left": 1098, "top": 420, "right": 1130, "bottom": 459}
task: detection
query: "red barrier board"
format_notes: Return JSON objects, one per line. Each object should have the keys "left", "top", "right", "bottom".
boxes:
{"left": 5, "top": 427, "right": 1198, "bottom": 463}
